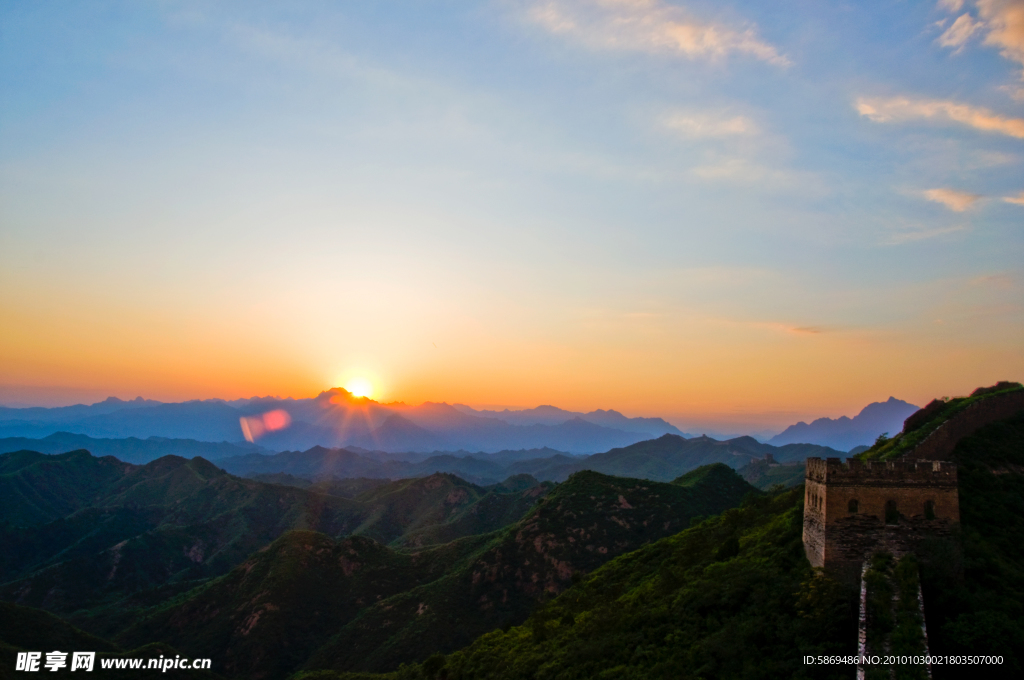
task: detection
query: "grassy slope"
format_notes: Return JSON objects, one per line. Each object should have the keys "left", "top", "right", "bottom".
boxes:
{"left": 299, "top": 465, "right": 758, "bottom": 675}
{"left": 297, "top": 488, "right": 858, "bottom": 680}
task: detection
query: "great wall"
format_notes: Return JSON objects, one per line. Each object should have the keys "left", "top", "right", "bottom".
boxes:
{"left": 801, "top": 383, "right": 1023, "bottom": 679}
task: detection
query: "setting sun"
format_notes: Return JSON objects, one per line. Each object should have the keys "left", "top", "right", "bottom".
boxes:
{"left": 345, "top": 377, "right": 374, "bottom": 399}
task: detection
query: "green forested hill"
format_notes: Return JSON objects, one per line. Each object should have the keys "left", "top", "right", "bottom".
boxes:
{"left": 295, "top": 487, "right": 859, "bottom": 680}
{"left": 0, "top": 453, "right": 549, "bottom": 635}
{"left": 81, "top": 465, "right": 754, "bottom": 679}
{"left": 0, "top": 450, "right": 132, "bottom": 527}
{"left": 298, "top": 466, "right": 757, "bottom": 675}
{"left": 117, "top": 531, "right": 462, "bottom": 680}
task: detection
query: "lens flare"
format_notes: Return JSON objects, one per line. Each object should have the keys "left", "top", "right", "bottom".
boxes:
{"left": 239, "top": 409, "right": 292, "bottom": 442}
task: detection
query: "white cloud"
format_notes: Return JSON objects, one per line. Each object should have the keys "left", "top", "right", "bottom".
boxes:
{"left": 884, "top": 224, "right": 968, "bottom": 245}
{"left": 856, "top": 95, "right": 1024, "bottom": 138}
{"left": 521, "top": 0, "right": 790, "bottom": 65}
{"left": 662, "top": 111, "right": 758, "bottom": 138}
{"left": 1004, "top": 190, "right": 1024, "bottom": 204}
{"left": 923, "top": 187, "right": 982, "bottom": 211}
{"left": 938, "top": 0, "right": 966, "bottom": 12}
{"left": 937, "top": 13, "right": 985, "bottom": 50}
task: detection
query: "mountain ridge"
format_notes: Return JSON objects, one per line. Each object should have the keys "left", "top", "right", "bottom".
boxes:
{"left": 768, "top": 396, "right": 920, "bottom": 451}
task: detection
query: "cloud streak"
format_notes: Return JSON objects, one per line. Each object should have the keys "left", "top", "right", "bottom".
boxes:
{"left": 662, "top": 111, "right": 758, "bottom": 138}
{"left": 1004, "top": 190, "right": 1024, "bottom": 204}
{"left": 923, "top": 187, "right": 982, "bottom": 211}
{"left": 522, "top": 0, "right": 789, "bottom": 65}
{"left": 856, "top": 95, "right": 1024, "bottom": 138}
{"left": 884, "top": 224, "right": 968, "bottom": 245}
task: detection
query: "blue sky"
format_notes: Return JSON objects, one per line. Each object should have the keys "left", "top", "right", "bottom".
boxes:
{"left": 1, "top": 0, "right": 1022, "bottom": 433}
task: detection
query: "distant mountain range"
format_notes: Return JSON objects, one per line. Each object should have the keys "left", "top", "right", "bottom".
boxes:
{"left": 216, "top": 433, "right": 844, "bottom": 485}
{"left": 0, "top": 390, "right": 693, "bottom": 454}
{"left": 0, "top": 432, "right": 267, "bottom": 465}
{"left": 768, "top": 396, "right": 920, "bottom": 451}
{"left": 0, "top": 428, "right": 845, "bottom": 485}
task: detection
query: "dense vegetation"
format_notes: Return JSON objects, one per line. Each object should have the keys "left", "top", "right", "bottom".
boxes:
{"left": 0, "top": 601, "right": 221, "bottom": 679}
{"left": 736, "top": 457, "right": 806, "bottom": 490}
{"left": 0, "top": 449, "right": 756, "bottom": 679}
{"left": 915, "top": 410, "right": 1024, "bottom": 678}
{"left": 296, "top": 488, "right": 859, "bottom": 680}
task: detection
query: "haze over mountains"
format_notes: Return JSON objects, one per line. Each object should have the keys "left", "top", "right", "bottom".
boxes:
{"left": 0, "top": 389, "right": 692, "bottom": 455}
{"left": 214, "top": 434, "right": 842, "bottom": 486}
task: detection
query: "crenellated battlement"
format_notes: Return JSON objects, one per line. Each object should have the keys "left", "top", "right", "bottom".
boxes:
{"left": 805, "top": 456, "right": 957, "bottom": 487}
{"left": 802, "top": 456, "right": 960, "bottom": 583}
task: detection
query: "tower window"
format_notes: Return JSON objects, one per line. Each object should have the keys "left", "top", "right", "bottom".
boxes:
{"left": 924, "top": 500, "right": 936, "bottom": 520}
{"left": 848, "top": 499, "right": 859, "bottom": 514}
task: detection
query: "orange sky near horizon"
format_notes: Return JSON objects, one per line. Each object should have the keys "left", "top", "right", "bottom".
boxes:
{"left": 2, "top": 282, "right": 1018, "bottom": 431}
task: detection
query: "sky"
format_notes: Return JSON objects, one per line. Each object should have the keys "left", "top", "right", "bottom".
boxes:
{"left": 1, "top": 0, "right": 1022, "bottom": 434}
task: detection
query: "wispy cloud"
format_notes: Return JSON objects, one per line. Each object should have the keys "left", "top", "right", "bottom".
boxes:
{"left": 970, "top": 273, "right": 1015, "bottom": 289}
{"left": 923, "top": 187, "right": 982, "bottom": 211}
{"left": 976, "top": 0, "right": 1024, "bottom": 75}
{"left": 1000, "top": 84, "right": 1024, "bottom": 99}
{"left": 521, "top": 0, "right": 790, "bottom": 65}
{"left": 662, "top": 111, "right": 758, "bottom": 138}
{"left": 937, "top": 13, "right": 985, "bottom": 50}
{"left": 856, "top": 96, "right": 1024, "bottom": 138}
{"left": 884, "top": 224, "right": 969, "bottom": 245}
{"left": 936, "top": 1, "right": 1024, "bottom": 77}
{"left": 1004, "top": 190, "right": 1024, "bottom": 204}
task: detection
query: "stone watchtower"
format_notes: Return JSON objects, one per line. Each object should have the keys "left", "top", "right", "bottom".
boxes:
{"left": 802, "top": 457, "right": 959, "bottom": 582}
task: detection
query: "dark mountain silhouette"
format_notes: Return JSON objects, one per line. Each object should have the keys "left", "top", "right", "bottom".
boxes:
{"left": 768, "top": 396, "right": 920, "bottom": 451}
{"left": 0, "top": 432, "right": 263, "bottom": 464}
{"left": 504, "top": 433, "right": 844, "bottom": 483}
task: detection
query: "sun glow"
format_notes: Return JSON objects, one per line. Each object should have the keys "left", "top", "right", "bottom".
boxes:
{"left": 345, "top": 377, "right": 374, "bottom": 399}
